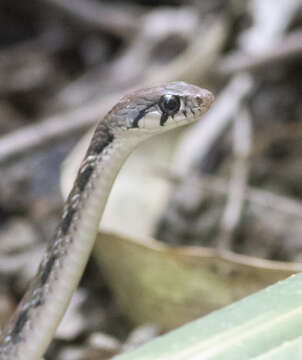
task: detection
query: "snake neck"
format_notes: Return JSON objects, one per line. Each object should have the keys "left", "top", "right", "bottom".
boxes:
{"left": 0, "top": 125, "right": 143, "bottom": 360}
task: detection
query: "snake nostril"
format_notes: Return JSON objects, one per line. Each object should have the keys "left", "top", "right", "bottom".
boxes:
{"left": 196, "top": 96, "right": 204, "bottom": 106}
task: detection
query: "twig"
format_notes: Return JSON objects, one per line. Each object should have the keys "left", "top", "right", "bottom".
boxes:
{"left": 48, "top": 6, "right": 203, "bottom": 111}
{"left": 39, "top": 0, "right": 142, "bottom": 39}
{"left": 158, "top": 169, "right": 302, "bottom": 219}
{"left": 218, "top": 107, "right": 252, "bottom": 249}
{"left": 218, "top": 30, "right": 302, "bottom": 76}
{"left": 0, "top": 28, "right": 69, "bottom": 64}
{"left": 218, "top": 0, "right": 302, "bottom": 75}
{"left": 145, "top": 16, "right": 228, "bottom": 85}
{"left": 0, "top": 15, "right": 229, "bottom": 164}
{"left": 239, "top": 0, "right": 302, "bottom": 52}
{"left": 49, "top": 12, "right": 226, "bottom": 112}
{"left": 173, "top": 73, "right": 254, "bottom": 175}
{"left": 0, "top": 29, "right": 70, "bottom": 95}
{"left": 0, "top": 91, "right": 124, "bottom": 164}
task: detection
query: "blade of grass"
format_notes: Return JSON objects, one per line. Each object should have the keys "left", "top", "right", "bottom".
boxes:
{"left": 115, "top": 273, "right": 302, "bottom": 360}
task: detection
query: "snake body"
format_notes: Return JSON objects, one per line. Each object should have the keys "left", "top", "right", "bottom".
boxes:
{"left": 0, "top": 82, "right": 214, "bottom": 360}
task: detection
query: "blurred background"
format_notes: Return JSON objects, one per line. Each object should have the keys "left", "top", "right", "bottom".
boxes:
{"left": 0, "top": 0, "right": 302, "bottom": 359}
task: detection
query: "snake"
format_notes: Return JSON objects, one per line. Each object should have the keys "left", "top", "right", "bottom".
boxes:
{"left": 0, "top": 81, "right": 214, "bottom": 360}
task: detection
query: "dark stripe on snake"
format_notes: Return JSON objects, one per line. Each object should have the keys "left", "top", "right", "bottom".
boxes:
{"left": 11, "top": 311, "right": 28, "bottom": 343}
{"left": 93, "top": 132, "right": 114, "bottom": 154}
{"left": 61, "top": 208, "right": 76, "bottom": 235}
{"left": 133, "top": 109, "right": 147, "bottom": 128}
{"left": 88, "top": 125, "right": 114, "bottom": 155}
{"left": 160, "top": 112, "right": 168, "bottom": 126}
{"left": 40, "top": 255, "right": 57, "bottom": 285}
{"left": 77, "top": 166, "right": 94, "bottom": 192}
{"left": 132, "top": 103, "right": 155, "bottom": 128}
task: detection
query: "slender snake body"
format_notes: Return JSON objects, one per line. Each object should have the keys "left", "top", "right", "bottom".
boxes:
{"left": 0, "top": 82, "right": 214, "bottom": 359}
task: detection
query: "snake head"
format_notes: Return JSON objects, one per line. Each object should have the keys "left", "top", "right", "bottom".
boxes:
{"left": 109, "top": 81, "right": 214, "bottom": 136}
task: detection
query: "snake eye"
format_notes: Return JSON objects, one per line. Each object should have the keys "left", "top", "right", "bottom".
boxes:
{"left": 159, "top": 95, "right": 180, "bottom": 116}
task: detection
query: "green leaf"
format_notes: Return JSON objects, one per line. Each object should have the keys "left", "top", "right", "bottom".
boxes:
{"left": 115, "top": 273, "right": 302, "bottom": 360}
{"left": 95, "top": 231, "right": 301, "bottom": 330}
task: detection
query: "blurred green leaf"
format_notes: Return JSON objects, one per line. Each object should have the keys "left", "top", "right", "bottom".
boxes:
{"left": 95, "top": 231, "right": 301, "bottom": 330}
{"left": 115, "top": 273, "right": 302, "bottom": 360}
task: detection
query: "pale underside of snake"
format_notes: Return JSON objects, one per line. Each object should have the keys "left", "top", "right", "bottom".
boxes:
{"left": 0, "top": 81, "right": 214, "bottom": 360}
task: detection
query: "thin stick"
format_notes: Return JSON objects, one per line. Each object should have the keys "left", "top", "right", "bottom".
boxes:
{"left": 218, "top": 107, "right": 252, "bottom": 249}
{"left": 159, "top": 170, "right": 302, "bottom": 219}
{"left": 39, "top": 0, "right": 141, "bottom": 39}
{"left": 0, "top": 94, "right": 119, "bottom": 164}
{"left": 218, "top": 30, "right": 302, "bottom": 76}
{"left": 0, "top": 18, "right": 226, "bottom": 165}
{"left": 173, "top": 74, "right": 254, "bottom": 175}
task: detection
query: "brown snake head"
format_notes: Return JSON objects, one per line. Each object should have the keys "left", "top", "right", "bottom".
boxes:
{"left": 106, "top": 81, "right": 214, "bottom": 135}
